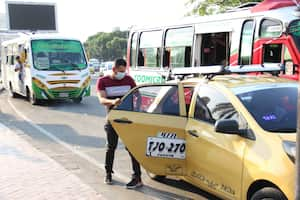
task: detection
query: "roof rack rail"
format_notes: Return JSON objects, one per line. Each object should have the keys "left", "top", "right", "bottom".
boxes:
{"left": 171, "top": 63, "right": 284, "bottom": 80}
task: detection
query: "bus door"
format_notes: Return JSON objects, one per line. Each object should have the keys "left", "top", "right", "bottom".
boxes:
{"left": 194, "top": 32, "right": 230, "bottom": 66}
{"left": 9, "top": 44, "right": 20, "bottom": 93}
{"left": 201, "top": 32, "right": 229, "bottom": 66}
{"left": 194, "top": 23, "right": 231, "bottom": 66}
{"left": 15, "top": 43, "right": 26, "bottom": 94}
{"left": 1, "top": 46, "right": 8, "bottom": 89}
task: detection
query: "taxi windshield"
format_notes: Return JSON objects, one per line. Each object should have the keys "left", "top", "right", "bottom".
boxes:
{"left": 31, "top": 39, "right": 87, "bottom": 71}
{"left": 288, "top": 19, "right": 300, "bottom": 52}
{"left": 232, "top": 84, "right": 297, "bottom": 133}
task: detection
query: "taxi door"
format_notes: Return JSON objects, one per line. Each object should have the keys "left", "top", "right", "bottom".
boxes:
{"left": 108, "top": 83, "right": 188, "bottom": 176}
{"left": 185, "top": 85, "right": 246, "bottom": 200}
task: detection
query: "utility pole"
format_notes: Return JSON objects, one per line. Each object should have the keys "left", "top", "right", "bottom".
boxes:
{"left": 296, "top": 77, "right": 300, "bottom": 199}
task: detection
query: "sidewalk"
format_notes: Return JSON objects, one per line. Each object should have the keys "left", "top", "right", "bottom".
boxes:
{"left": 0, "top": 123, "right": 104, "bottom": 200}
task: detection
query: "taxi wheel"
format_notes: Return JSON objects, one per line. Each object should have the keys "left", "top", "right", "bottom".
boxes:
{"left": 146, "top": 171, "right": 166, "bottom": 181}
{"left": 250, "top": 187, "right": 287, "bottom": 200}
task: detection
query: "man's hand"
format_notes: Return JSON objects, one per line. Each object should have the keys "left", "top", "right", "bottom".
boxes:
{"left": 112, "top": 98, "right": 121, "bottom": 106}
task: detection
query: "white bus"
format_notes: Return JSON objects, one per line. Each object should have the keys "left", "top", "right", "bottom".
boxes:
{"left": 127, "top": 0, "right": 300, "bottom": 84}
{"left": 1, "top": 33, "right": 91, "bottom": 104}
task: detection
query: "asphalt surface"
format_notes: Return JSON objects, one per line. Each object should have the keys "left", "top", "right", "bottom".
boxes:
{"left": 0, "top": 77, "right": 218, "bottom": 200}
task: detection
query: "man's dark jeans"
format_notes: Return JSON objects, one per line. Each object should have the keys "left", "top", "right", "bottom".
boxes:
{"left": 104, "top": 122, "right": 141, "bottom": 178}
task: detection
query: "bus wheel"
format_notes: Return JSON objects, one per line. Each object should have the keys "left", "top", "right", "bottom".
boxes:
{"left": 250, "top": 187, "right": 287, "bottom": 200}
{"left": 146, "top": 170, "right": 166, "bottom": 181}
{"left": 72, "top": 97, "right": 82, "bottom": 104}
{"left": 27, "top": 89, "right": 39, "bottom": 105}
{"left": 9, "top": 82, "right": 17, "bottom": 98}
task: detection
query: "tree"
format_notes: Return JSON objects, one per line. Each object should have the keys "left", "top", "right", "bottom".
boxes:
{"left": 84, "top": 31, "right": 128, "bottom": 61}
{"left": 186, "top": 0, "right": 262, "bottom": 16}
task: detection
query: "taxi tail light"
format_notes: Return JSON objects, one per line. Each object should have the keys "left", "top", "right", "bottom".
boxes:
{"left": 283, "top": 140, "right": 296, "bottom": 163}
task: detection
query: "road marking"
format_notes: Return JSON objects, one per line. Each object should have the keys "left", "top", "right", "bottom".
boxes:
{"left": 7, "top": 98, "right": 129, "bottom": 181}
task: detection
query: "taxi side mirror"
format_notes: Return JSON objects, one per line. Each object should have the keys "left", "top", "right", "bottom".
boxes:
{"left": 215, "top": 119, "right": 239, "bottom": 134}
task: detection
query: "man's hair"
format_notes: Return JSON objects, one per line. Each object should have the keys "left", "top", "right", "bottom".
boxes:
{"left": 114, "top": 58, "right": 127, "bottom": 68}
{"left": 16, "top": 56, "right": 20, "bottom": 60}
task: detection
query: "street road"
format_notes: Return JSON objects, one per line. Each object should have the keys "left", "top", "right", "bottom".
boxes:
{"left": 0, "top": 76, "right": 218, "bottom": 200}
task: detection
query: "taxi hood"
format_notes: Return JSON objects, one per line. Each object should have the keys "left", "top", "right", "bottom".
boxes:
{"left": 279, "top": 133, "right": 296, "bottom": 142}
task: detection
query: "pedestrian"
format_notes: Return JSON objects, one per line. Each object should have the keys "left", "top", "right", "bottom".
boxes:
{"left": 14, "top": 56, "right": 24, "bottom": 83}
{"left": 96, "top": 58, "right": 143, "bottom": 189}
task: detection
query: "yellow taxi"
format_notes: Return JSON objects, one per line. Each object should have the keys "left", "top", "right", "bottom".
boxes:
{"left": 108, "top": 65, "right": 297, "bottom": 200}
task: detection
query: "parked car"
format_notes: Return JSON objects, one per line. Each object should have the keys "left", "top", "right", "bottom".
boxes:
{"left": 88, "top": 58, "right": 100, "bottom": 72}
{"left": 99, "top": 61, "right": 114, "bottom": 76}
{"left": 108, "top": 65, "right": 296, "bottom": 200}
{"left": 88, "top": 62, "right": 95, "bottom": 74}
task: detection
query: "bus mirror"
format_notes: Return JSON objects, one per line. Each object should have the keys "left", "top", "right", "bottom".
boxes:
{"left": 285, "top": 61, "right": 294, "bottom": 75}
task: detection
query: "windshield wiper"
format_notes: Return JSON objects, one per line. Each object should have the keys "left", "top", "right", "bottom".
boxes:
{"left": 71, "top": 63, "right": 81, "bottom": 71}
{"left": 267, "top": 128, "right": 296, "bottom": 133}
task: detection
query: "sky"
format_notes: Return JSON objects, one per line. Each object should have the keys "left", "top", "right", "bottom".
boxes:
{"left": 0, "top": 0, "right": 188, "bottom": 42}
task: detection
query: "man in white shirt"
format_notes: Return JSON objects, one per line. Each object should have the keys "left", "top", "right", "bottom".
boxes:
{"left": 14, "top": 56, "right": 24, "bottom": 83}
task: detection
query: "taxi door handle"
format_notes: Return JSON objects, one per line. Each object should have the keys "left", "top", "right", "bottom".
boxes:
{"left": 113, "top": 118, "right": 133, "bottom": 124}
{"left": 187, "top": 130, "right": 199, "bottom": 138}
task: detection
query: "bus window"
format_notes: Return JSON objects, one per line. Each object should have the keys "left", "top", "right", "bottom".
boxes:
{"left": 164, "top": 27, "right": 193, "bottom": 68}
{"left": 260, "top": 19, "right": 282, "bottom": 38}
{"left": 138, "top": 30, "right": 162, "bottom": 67}
{"left": 288, "top": 20, "right": 300, "bottom": 52}
{"left": 263, "top": 44, "right": 282, "bottom": 63}
{"left": 130, "top": 32, "right": 137, "bottom": 68}
{"left": 283, "top": 46, "right": 294, "bottom": 75}
{"left": 201, "top": 32, "right": 229, "bottom": 66}
{"left": 239, "top": 20, "right": 255, "bottom": 65}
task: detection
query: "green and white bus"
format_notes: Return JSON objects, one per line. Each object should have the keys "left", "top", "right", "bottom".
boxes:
{"left": 1, "top": 34, "right": 91, "bottom": 104}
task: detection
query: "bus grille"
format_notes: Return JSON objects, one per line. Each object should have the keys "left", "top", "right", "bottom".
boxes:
{"left": 47, "top": 80, "right": 80, "bottom": 84}
{"left": 49, "top": 89, "right": 80, "bottom": 98}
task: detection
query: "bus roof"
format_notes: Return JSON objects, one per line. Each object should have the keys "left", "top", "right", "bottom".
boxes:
{"left": 130, "top": 0, "right": 298, "bottom": 32}
{"left": 251, "top": 0, "right": 296, "bottom": 12}
{"left": 1, "top": 33, "right": 81, "bottom": 46}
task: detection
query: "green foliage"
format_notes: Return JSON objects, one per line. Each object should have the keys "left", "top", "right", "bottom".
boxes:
{"left": 186, "top": 0, "right": 262, "bottom": 16}
{"left": 84, "top": 31, "right": 128, "bottom": 61}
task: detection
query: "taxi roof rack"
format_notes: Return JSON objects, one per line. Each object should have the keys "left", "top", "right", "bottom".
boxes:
{"left": 170, "top": 63, "right": 284, "bottom": 80}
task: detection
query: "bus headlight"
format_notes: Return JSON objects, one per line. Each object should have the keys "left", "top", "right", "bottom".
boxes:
{"left": 283, "top": 140, "right": 296, "bottom": 163}
{"left": 32, "top": 77, "right": 47, "bottom": 90}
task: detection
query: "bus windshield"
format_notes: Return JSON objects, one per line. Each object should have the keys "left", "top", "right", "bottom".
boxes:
{"left": 31, "top": 39, "right": 87, "bottom": 71}
{"left": 288, "top": 19, "right": 300, "bottom": 52}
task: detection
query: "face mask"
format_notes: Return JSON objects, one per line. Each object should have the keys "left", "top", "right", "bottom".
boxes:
{"left": 115, "top": 72, "right": 126, "bottom": 80}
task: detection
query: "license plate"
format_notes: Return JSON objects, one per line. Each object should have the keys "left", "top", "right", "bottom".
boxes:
{"left": 59, "top": 93, "right": 68, "bottom": 97}
{"left": 146, "top": 137, "right": 186, "bottom": 159}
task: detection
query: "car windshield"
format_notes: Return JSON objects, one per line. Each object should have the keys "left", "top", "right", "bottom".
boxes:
{"left": 31, "top": 39, "right": 87, "bottom": 71}
{"left": 288, "top": 19, "right": 300, "bottom": 52}
{"left": 232, "top": 83, "right": 298, "bottom": 133}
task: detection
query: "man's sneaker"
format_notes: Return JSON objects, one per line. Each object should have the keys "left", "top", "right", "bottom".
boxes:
{"left": 126, "top": 177, "right": 143, "bottom": 189}
{"left": 104, "top": 174, "right": 112, "bottom": 185}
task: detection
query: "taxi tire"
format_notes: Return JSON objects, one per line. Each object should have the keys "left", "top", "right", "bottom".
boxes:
{"left": 250, "top": 187, "right": 287, "bottom": 200}
{"left": 146, "top": 171, "right": 166, "bottom": 181}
